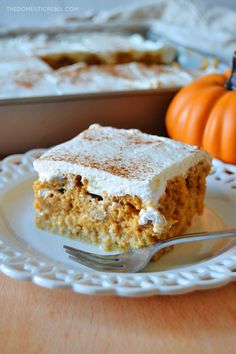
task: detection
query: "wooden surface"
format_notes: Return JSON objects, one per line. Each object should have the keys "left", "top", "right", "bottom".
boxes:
{"left": 1, "top": 273, "right": 236, "bottom": 354}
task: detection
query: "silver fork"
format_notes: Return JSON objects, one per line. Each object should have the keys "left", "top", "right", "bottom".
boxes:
{"left": 64, "top": 229, "right": 236, "bottom": 273}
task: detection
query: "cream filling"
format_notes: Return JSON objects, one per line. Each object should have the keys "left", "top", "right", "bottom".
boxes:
{"left": 139, "top": 206, "right": 167, "bottom": 232}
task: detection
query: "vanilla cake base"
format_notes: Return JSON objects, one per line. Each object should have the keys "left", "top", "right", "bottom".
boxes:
{"left": 33, "top": 125, "right": 211, "bottom": 251}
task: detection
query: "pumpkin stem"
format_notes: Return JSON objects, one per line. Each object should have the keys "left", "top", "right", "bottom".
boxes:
{"left": 225, "top": 51, "right": 236, "bottom": 90}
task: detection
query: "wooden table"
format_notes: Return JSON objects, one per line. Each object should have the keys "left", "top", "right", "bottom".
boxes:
{"left": 1, "top": 273, "right": 236, "bottom": 354}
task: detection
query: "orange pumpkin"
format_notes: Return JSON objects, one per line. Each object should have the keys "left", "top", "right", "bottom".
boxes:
{"left": 166, "top": 54, "right": 236, "bottom": 164}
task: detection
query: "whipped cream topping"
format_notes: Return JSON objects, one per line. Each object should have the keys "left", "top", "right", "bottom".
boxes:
{"left": 0, "top": 33, "right": 175, "bottom": 61}
{"left": 55, "top": 62, "right": 193, "bottom": 94}
{"left": 34, "top": 125, "right": 211, "bottom": 230}
{"left": 0, "top": 59, "right": 193, "bottom": 99}
{"left": 0, "top": 56, "right": 59, "bottom": 99}
{"left": 139, "top": 207, "right": 167, "bottom": 232}
{"left": 0, "top": 56, "right": 51, "bottom": 75}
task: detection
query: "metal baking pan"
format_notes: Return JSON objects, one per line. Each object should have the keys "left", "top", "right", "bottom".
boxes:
{"left": 0, "top": 22, "right": 227, "bottom": 155}
{"left": 0, "top": 88, "right": 177, "bottom": 155}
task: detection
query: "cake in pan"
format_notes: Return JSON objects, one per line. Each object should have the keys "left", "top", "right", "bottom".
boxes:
{"left": 0, "top": 59, "right": 194, "bottom": 99}
{"left": 33, "top": 124, "right": 211, "bottom": 251}
{"left": 0, "top": 33, "right": 176, "bottom": 69}
{"left": 29, "top": 33, "right": 177, "bottom": 69}
{"left": 54, "top": 62, "right": 193, "bottom": 94}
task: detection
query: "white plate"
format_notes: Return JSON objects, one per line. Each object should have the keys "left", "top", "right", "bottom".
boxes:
{"left": 0, "top": 149, "right": 236, "bottom": 297}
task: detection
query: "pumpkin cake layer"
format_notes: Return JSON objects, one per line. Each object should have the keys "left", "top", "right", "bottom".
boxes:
{"left": 33, "top": 124, "right": 211, "bottom": 251}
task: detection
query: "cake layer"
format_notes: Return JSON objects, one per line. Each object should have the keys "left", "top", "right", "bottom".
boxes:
{"left": 34, "top": 161, "right": 211, "bottom": 250}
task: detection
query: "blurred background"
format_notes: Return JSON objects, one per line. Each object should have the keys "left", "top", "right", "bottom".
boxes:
{"left": 0, "top": 0, "right": 236, "bottom": 27}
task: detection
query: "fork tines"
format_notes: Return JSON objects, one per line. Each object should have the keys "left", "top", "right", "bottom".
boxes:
{"left": 64, "top": 245, "right": 124, "bottom": 271}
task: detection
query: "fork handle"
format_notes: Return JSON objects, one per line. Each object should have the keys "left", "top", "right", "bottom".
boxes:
{"left": 153, "top": 228, "right": 236, "bottom": 255}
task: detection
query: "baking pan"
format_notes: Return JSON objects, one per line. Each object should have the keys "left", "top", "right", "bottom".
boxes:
{"left": 0, "top": 23, "right": 179, "bottom": 155}
{"left": 0, "top": 22, "right": 226, "bottom": 155}
{"left": 0, "top": 88, "right": 177, "bottom": 155}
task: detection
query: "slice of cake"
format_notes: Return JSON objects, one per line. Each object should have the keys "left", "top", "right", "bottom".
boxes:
{"left": 33, "top": 124, "right": 211, "bottom": 251}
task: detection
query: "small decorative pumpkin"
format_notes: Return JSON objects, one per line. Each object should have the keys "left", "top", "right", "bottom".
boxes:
{"left": 166, "top": 53, "right": 236, "bottom": 164}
